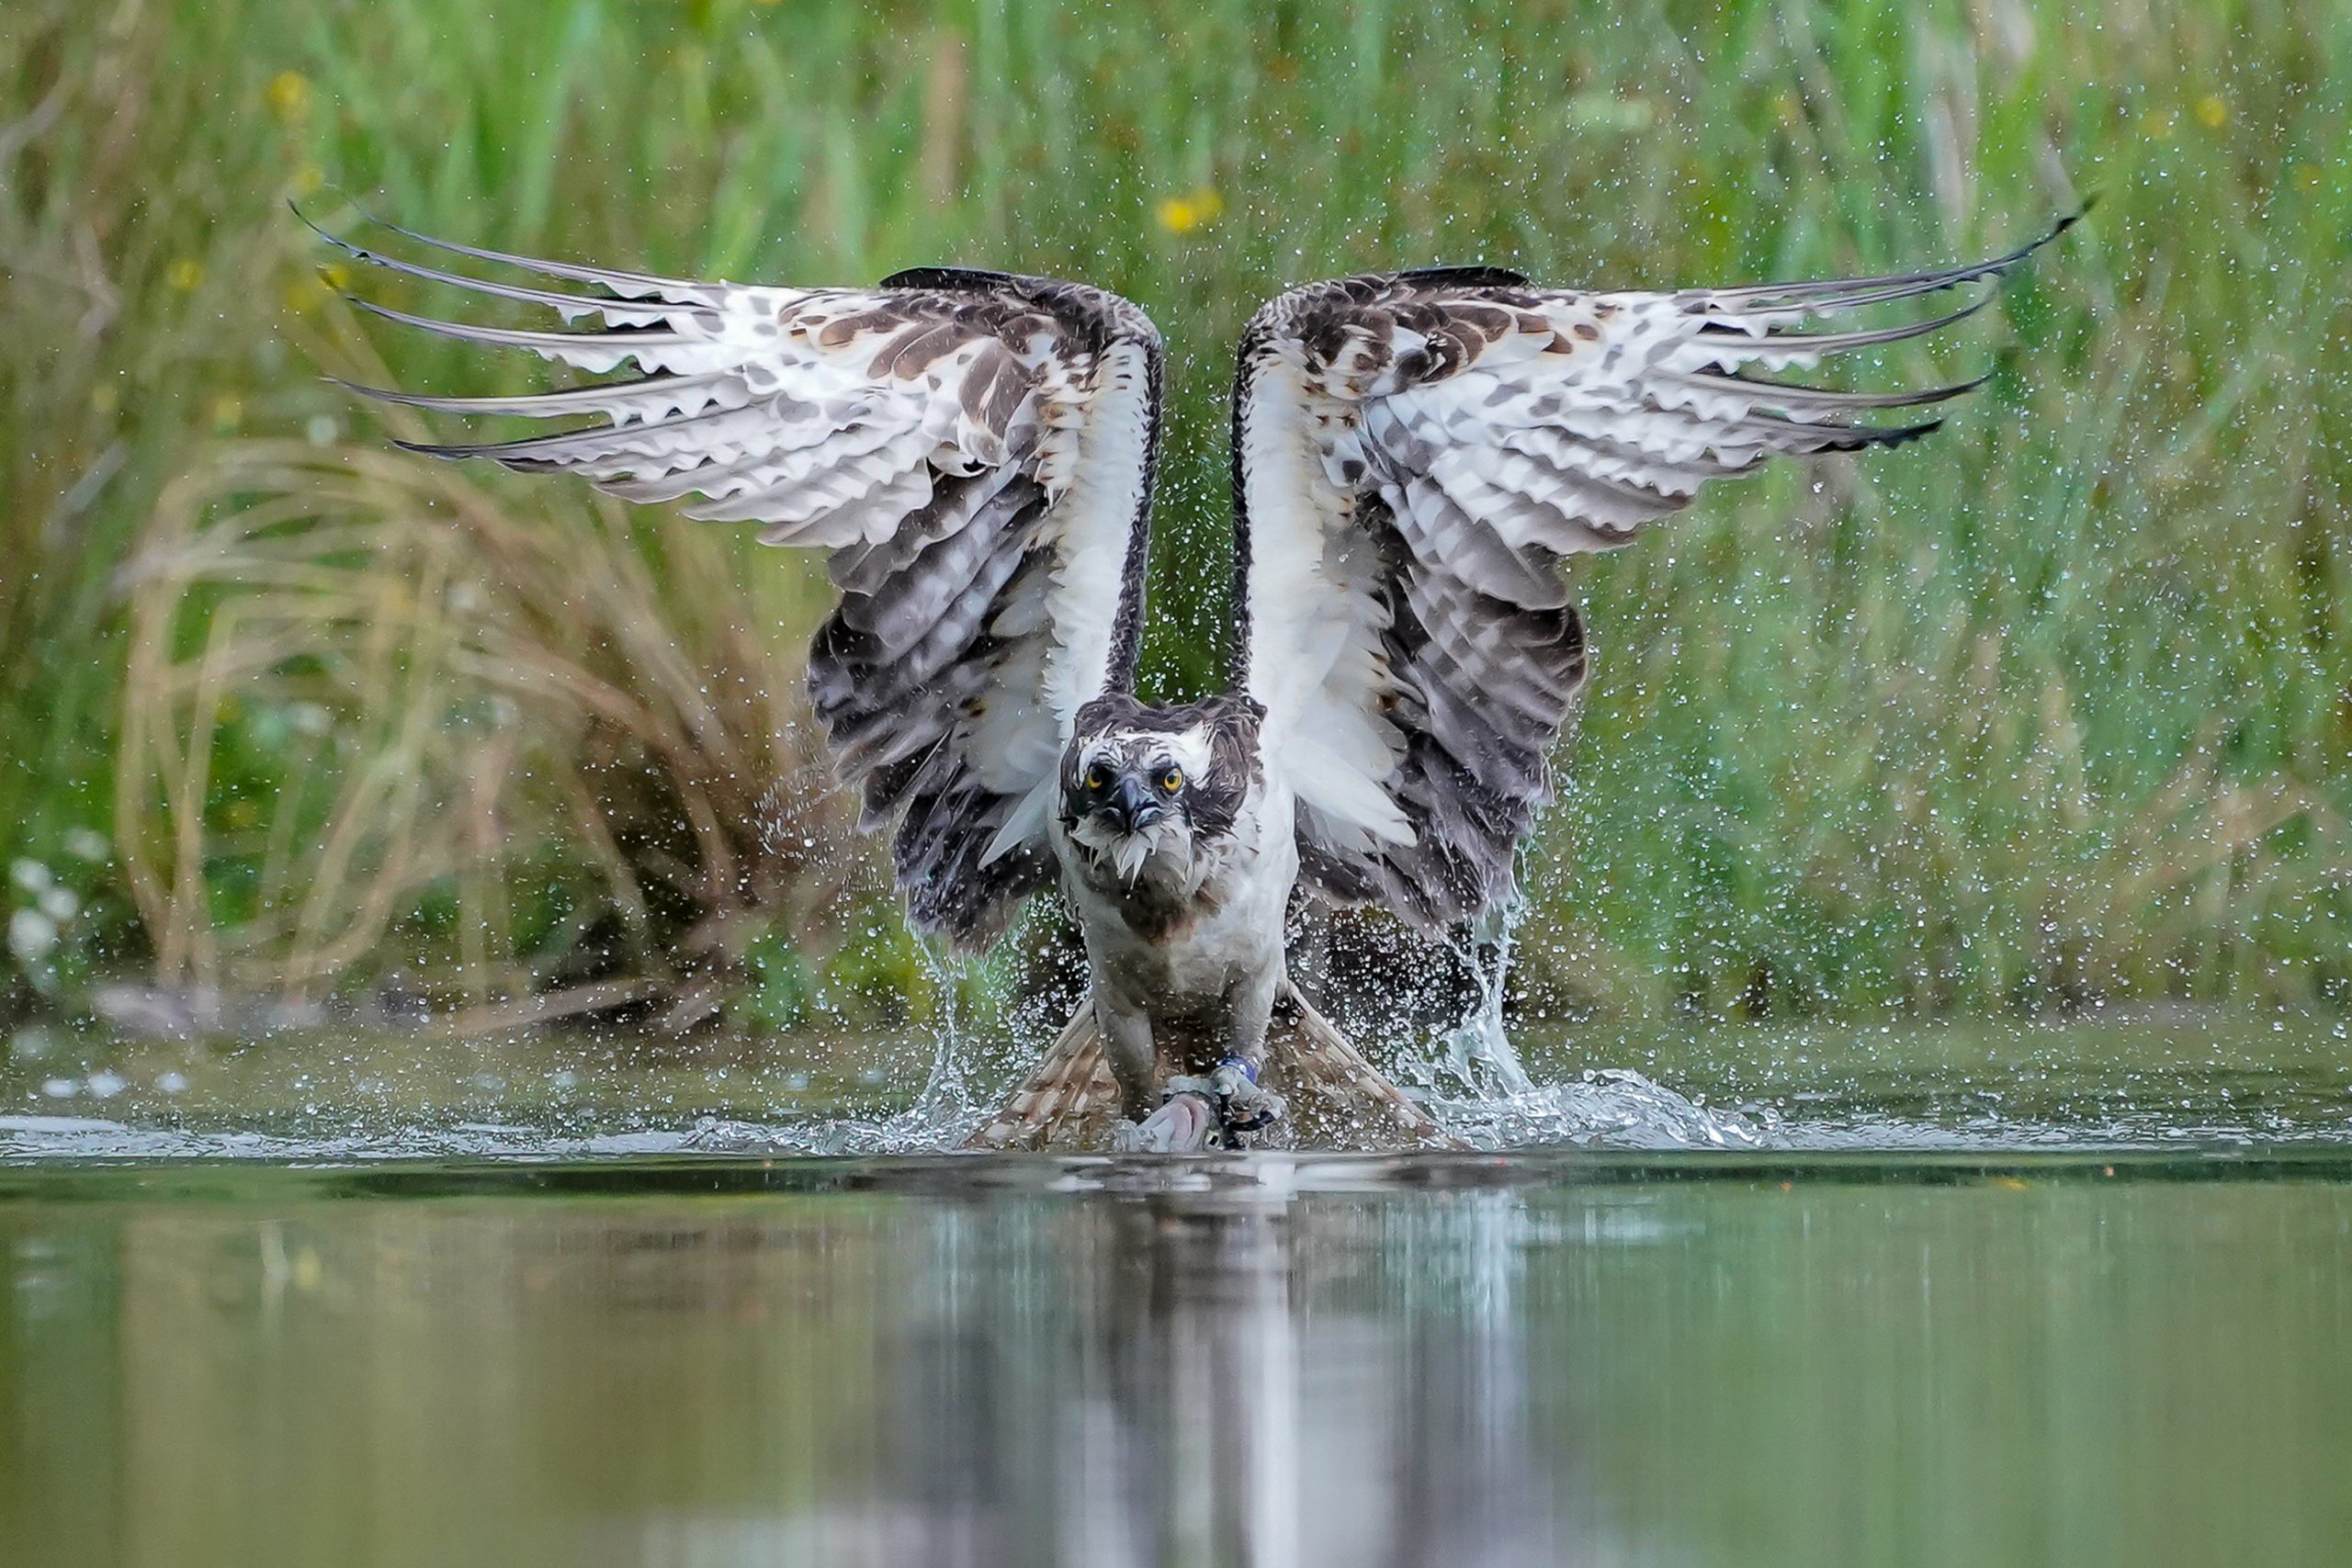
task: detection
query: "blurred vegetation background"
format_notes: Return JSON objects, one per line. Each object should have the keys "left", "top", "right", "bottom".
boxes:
{"left": 0, "top": 0, "right": 2346, "bottom": 1054}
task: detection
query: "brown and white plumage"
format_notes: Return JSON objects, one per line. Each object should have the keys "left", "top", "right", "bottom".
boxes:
{"left": 965, "top": 977, "right": 1453, "bottom": 1151}
{"left": 326, "top": 209, "right": 2072, "bottom": 1149}
{"left": 1233, "top": 216, "right": 2076, "bottom": 931}
{"left": 319, "top": 216, "right": 1162, "bottom": 945}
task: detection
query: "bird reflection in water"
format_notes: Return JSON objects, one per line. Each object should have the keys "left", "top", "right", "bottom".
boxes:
{"left": 42, "top": 1157, "right": 1601, "bottom": 1566}
{"left": 862, "top": 1167, "right": 1573, "bottom": 1568}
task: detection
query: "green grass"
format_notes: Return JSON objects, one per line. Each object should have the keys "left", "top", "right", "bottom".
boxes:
{"left": 2, "top": 0, "right": 2346, "bottom": 1035}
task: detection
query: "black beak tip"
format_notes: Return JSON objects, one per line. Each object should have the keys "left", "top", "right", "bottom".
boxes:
{"left": 1103, "top": 776, "right": 1162, "bottom": 835}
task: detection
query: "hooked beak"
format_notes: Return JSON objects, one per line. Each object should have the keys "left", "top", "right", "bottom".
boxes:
{"left": 1102, "top": 774, "right": 1163, "bottom": 836}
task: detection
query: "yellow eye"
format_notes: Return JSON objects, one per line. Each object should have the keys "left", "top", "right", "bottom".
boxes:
{"left": 1085, "top": 765, "right": 1109, "bottom": 791}
{"left": 1159, "top": 767, "right": 1183, "bottom": 793}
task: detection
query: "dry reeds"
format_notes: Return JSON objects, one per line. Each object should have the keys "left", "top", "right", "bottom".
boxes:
{"left": 114, "top": 435, "right": 879, "bottom": 1032}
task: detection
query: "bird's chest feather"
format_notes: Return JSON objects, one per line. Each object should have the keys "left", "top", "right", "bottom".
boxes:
{"left": 1053, "top": 782, "right": 1295, "bottom": 1002}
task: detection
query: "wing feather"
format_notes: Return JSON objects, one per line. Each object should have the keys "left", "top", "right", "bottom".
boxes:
{"left": 325, "top": 214, "right": 1162, "bottom": 947}
{"left": 1237, "top": 216, "right": 2074, "bottom": 928}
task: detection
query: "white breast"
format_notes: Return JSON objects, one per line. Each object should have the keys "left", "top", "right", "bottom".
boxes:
{"left": 1053, "top": 771, "right": 1298, "bottom": 999}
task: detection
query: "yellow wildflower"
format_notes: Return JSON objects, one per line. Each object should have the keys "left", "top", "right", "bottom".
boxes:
{"left": 2194, "top": 95, "right": 2227, "bottom": 129}
{"left": 1155, "top": 186, "right": 1225, "bottom": 235}
{"left": 266, "top": 70, "right": 312, "bottom": 126}
{"left": 166, "top": 257, "right": 204, "bottom": 292}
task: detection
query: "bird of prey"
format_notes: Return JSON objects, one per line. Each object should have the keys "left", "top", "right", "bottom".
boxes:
{"left": 317, "top": 209, "right": 2071, "bottom": 1152}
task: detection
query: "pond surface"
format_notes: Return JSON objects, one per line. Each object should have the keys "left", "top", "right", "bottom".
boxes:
{"left": 6, "top": 1012, "right": 2352, "bottom": 1158}
{"left": 5, "top": 1149, "right": 2350, "bottom": 1568}
{"left": 5, "top": 1016, "right": 2350, "bottom": 1565}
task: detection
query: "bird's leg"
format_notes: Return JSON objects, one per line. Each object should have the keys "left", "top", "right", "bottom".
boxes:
{"left": 1211, "top": 968, "right": 1287, "bottom": 1138}
{"left": 1164, "top": 969, "right": 1287, "bottom": 1144}
{"left": 1097, "top": 995, "right": 1159, "bottom": 1123}
{"left": 1102, "top": 996, "right": 1217, "bottom": 1153}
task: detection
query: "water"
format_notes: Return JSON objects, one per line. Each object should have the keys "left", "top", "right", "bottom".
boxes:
{"left": 6, "top": 1011, "right": 2348, "bottom": 1160}
{"left": 4, "top": 1150, "right": 2349, "bottom": 1567}
{"left": 5, "top": 1017, "right": 2350, "bottom": 1565}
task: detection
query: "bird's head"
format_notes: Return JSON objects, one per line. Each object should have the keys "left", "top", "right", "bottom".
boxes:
{"left": 1059, "top": 696, "right": 1255, "bottom": 883}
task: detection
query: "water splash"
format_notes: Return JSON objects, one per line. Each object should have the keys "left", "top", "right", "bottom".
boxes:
{"left": 872, "top": 942, "right": 989, "bottom": 1149}
{"left": 1413, "top": 899, "right": 1535, "bottom": 1100}
{"left": 1430, "top": 1070, "right": 1772, "bottom": 1150}
{"left": 1385, "top": 897, "right": 1773, "bottom": 1148}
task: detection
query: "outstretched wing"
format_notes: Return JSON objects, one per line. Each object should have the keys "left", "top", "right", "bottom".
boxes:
{"left": 1234, "top": 217, "right": 2075, "bottom": 929}
{"left": 322, "top": 217, "right": 1162, "bottom": 946}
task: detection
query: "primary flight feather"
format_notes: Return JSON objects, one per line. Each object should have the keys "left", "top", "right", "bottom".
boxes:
{"left": 319, "top": 208, "right": 2073, "bottom": 1150}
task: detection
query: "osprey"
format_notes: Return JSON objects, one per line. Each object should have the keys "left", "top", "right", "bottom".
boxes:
{"left": 320, "top": 211, "right": 2072, "bottom": 1151}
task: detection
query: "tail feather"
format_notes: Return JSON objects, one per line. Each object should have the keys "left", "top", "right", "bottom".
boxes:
{"left": 1267, "top": 985, "right": 1459, "bottom": 1149}
{"left": 962, "top": 1004, "right": 1120, "bottom": 1150}
{"left": 965, "top": 981, "right": 1463, "bottom": 1151}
